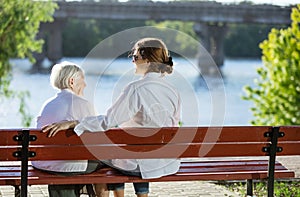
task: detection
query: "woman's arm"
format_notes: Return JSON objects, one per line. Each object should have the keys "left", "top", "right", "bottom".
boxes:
{"left": 42, "top": 120, "right": 79, "bottom": 137}
{"left": 43, "top": 83, "right": 139, "bottom": 136}
{"left": 74, "top": 83, "right": 139, "bottom": 134}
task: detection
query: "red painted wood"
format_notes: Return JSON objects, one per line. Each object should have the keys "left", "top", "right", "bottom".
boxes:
{"left": 0, "top": 126, "right": 298, "bottom": 187}
{"left": 0, "top": 126, "right": 273, "bottom": 146}
{"left": 26, "top": 126, "right": 272, "bottom": 145}
{"left": 2, "top": 125, "right": 298, "bottom": 146}
{"left": 278, "top": 126, "right": 300, "bottom": 141}
{"left": 0, "top": 161, "right": 294, "bottom": 185}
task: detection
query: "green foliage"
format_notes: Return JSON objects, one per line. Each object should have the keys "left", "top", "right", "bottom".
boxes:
{"left": 62, "top": 19, "right": 198, "bottom": 58}
{"left": 243, "top": 5, "right": 300, "bottom": 125}
{"left": 0, "top": 0, "right": 57, "bottom": 126}
{"left": 222, "top": 180, "right": 300, "bottom": 197}
{"left": 62, "top": 19, "right": 146, "bottom": 57}
{"left": 224, "top": 24, "right": 286, "bottom": 57}
{"left": 63, "top": 19, "right": 102, "bottom": 57}
{"left": 61, "top": 18, "right": 276, "bottom": 58}
{"left": 146, "top": 20, "right": 198, "bottom": 57}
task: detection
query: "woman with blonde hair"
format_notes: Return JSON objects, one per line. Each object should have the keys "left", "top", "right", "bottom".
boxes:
{"left": 32, "top": 62, "right": 108, "bottom": 197}
{"left": 42, "top": 38, "right": 181, "bottom": 197}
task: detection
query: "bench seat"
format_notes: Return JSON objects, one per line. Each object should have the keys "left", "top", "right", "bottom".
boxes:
{"left": 0, "top": 159, "right": 294, "bottom": 186}
{"left": 0, "top": 126, "right": 299, "bottom": 197}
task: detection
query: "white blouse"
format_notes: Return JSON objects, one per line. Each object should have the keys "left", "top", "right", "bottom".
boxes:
{"left": 74, "top": 72, "right": 181, "bottom": 179}
{"left": 32, "top": 89, "right": 96, "bottom": 172}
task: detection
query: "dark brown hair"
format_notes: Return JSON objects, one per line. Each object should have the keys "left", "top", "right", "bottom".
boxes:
{"left": 130, "top": 38, "right": 174, "bottom": 74}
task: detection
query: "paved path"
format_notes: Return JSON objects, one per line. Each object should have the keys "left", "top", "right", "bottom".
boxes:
{"left": 0, "top": 181, "right": 240, "bottom": 197}
{"left": 0, "top": 156, "right": 299, "bottom": 197}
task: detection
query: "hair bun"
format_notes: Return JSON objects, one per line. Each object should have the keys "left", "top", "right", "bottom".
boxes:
{"left": 166, "top": 56, "right": 173, "bottom": 67}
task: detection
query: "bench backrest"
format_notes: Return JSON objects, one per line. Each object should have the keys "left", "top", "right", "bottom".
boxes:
{"left": 1, "top": 126, "right": 299, "bottom": 161}
{"left": 277, "top": 126, "right": 300, "bottom": 156}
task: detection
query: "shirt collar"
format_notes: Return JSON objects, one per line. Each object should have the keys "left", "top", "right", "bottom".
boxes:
{"left": 143, "top": 72, "right": 164, "bottom": 79}
{"left": 59, "top": 88, "right": 74, "bottom": 95}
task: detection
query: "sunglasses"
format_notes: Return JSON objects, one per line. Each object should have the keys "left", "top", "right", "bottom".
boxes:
{"left": 133, "top": 55, "right": 142, "bottom": 61}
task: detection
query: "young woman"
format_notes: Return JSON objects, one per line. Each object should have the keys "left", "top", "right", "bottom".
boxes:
{"left": 42, "top": 38, "right": 182, "bottom": 197}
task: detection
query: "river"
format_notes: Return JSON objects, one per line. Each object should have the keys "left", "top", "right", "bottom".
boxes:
{"left": 0, "top": 57, "right": 261, "bottom": 128}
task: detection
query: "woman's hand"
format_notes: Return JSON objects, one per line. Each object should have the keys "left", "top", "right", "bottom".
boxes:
{"left": 42, "top": 120, "right": 79, "bottom": 137}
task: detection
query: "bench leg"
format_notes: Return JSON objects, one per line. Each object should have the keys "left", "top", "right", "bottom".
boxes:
{"left": 14, "top": 186, "right": 20, "bottom": 197}
{"left": 246, "top": 179, "right": 253, "bottom": 196}
{"left": 267, "top": 126, "right": 280, "bottom": 197}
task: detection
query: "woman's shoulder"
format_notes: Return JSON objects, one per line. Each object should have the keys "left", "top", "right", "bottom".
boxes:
{"left": 126, "top": 74, "right": 161, "bottom": 87}
{"left": 125, "top": 75, "right": 176, "bottom": 89}
{"left": 60, "top": 90, "right": 91, "bottom": 105}
{"left": 72, "top": 94, "right": 91, "bottom": 105}
{"left": 122, "top": 78, "right": 143, "bottom": 90}
{"left": 122, "top": 75, "right": 179, "bottom": 96}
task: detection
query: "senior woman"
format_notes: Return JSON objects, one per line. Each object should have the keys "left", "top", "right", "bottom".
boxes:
{"left": 32, "top": 62, "right": 108, "bottom": 197}
{"left": 42, "top": 38, "right": 182, "bottom": 197}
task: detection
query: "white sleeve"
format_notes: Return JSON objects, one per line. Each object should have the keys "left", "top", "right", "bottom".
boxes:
{"left": 74, "top": 84, "right": 139, "bottom": 135}
{"left": 74, "top": 115, "right": 106, "bottom": 135}
{"left": 73, "top": 99, "right": 97, "bottom": 121}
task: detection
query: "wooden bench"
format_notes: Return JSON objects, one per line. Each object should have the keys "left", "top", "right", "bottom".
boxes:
{"left": 0, "top": 126, "right": 299, "bottom": 197}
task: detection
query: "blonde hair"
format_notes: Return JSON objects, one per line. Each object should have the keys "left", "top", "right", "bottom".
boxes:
{"left": 131, "top": 38, "right": 174, "bottom": 74}
{"left": 50, "top": 61, "right": 83, "bottom": 90}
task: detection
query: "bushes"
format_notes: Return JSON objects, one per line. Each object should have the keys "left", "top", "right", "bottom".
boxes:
{"left": 221, "top": 181, "right": 300, "bottom": 197}
{"left": 243, "top": 5, "right": 300, "bottom": 125}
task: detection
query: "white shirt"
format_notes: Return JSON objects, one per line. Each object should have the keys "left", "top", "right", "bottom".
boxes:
{"left": 74, "top": 72, "right": 181, "bottom": 179}
{"left": 32, "top": 89, "right": 96, "bottom": 172}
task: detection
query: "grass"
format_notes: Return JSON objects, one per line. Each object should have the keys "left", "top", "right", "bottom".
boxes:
{"left": 219, "top": 180, "right": 300, "bottom": 197}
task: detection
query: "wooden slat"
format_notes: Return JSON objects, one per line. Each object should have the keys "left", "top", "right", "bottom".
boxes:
{"left": 177, "top": 164, "right": 285, "bottom": 173}
{"left": 0, "top": 126, "right": 272, "bottom": 146}
{"left": 19, "top": 142, "right": 270, "bottom": 161}
{"left": 277, "top": 126, "right": 300, "bottom": 155}
{"left": 0, "top": 126, "right": 289, "bottom": 148}
{"left": 278, "top": 126, "right": 300, "bottom": 141}
{"left": 25, "top": 126, "right": 272, "bottom": 146}
{"left": 0, "top": 149, "right": 20, "bottom": 161}
{"left": 0, "top": 129, "right": 22, "bottom": 146}
{"left": 0, "top": 161, "right": 294, "bottom": 185}
{"left": 101, "top": 126, "right": 272, "bottom": 144}
{"left": 180, "top": 160, "right": 270, "bottom": 167}
{"left": 277, "top": 143, "right": 300, "bottom": 155}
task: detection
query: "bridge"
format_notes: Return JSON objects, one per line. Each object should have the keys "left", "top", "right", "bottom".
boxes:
{"left": 36, "top": 0, "right": 294, "bottom": 74}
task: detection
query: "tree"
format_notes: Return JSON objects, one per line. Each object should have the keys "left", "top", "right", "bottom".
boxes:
{"left": 243, "top": 4, "right": 300, "bottom": 125}
{"left": 0, "top": 0, "right": 57, "bottom": 126}
{"left": 62, "top": 19, "right": 146, "bottom": 57}
{"left": 224, "top": 24, "right": 286, "bottom": 58}
{"left": 146, "top": 20, "right": 198, "bottom": 57}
